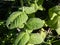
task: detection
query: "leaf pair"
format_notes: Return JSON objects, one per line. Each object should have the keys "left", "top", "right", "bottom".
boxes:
{"left": 6, "top": 11, "right": 45, "bottom": 30}
{"left": 14, "top": 29, "right": 47, "bottom": 45}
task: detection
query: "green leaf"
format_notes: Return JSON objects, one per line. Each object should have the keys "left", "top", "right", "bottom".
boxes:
{"left": 24, "top": 6, "right": 36, "bottom": 14}
{"left": 28, "top": 29, "right": 47, "bottom": 44}
{"left": 6, "top": 11, "right": 21, "bottom": 27}
{"left": 46, "top": 16, "right": 58, "bottom": 29}
{"left": 56, "top": 16, "right": 60, "bottom": 35}
{"left": 56, "top": 28, "right": 60, "bottom": 35}
{"left": 14, "top": 32, "right": 25, "bottom": 45}
{"left": 31, "top": 3, "right": 39, "bottom": 11}
{"left": 6, "top": 11, "right": 28, "bottom": 29}
{"left": 37, "top": 0, "right": 44, "bottom": 10}
{"left": 18, "top": 33, "right": 30, "bottom": 45}
{"left": 38, "top": 5, "right": 44, "bottom": 11}
{"left": 26, "top": 18, "right": 45, "bottom": 30}
{"left": 31, "top": 3, "right": 44, "bottom": 11}
{"left": 49, "top": 5, "right": 60, "bottom": 20}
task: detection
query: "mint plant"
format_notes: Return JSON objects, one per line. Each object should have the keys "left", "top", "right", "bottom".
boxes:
{"left": 0, "top": 0, "right": 60, "bottom": 45}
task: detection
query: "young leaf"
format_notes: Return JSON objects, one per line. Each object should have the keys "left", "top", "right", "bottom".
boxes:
{"left": 14, "top": 32, "right": 25, "bottom": 45}
{"left": 31, "top": 3, "right": 39, "bottom": 11}
{"left": 46, "top": 16, "right": 58, "bottom": 29}
{"left": 28, "top": 29, "right": 47, "bottom": 44}
{"left": 49, "top": 5, "right": 60, "bottom": 20}
{"left": 26, "top": 18, "right": 45, "bottom": 30}
{"left": 38, "top": 5, "right": 44, "bottom": 11}
{"left": 24, "top": 3, "right": 39, "bottom": 14}
{"left": 6, "top": 11, "right": 28, "bottom": 29}
{"left": 24, "top": 6, "right": 36, "bottom": 14}
{"left": 37, "top": 0, "right": 44, "bottom": 10}
{"left": 56, "top": 16, "right": 60, "bottom": 35}
{"left": 18, "top": 33, "right": 30, "bottom": 45}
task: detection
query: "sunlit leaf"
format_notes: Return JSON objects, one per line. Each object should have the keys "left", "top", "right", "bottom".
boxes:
{"left": 26, "top": 18, "right": 45, "bottom": 30}
{"left": 56, "top": 16, "right": 60, "bottom": 35}
{"left": 24, "top": 6, "right": 37, "bottom": 14}
{"left": 18, "top": 33, "right": 30, "bottom": 45}
{"left": 29, "top": 29, "right": 47, "bottom": 44}
{"left": 14, "top": 32, "right": 25, "bottom": 45}
{"left": 6, "top": 11, "right": 28, "bottom": 29}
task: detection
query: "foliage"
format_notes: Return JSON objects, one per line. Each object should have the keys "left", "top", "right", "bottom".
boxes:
{"left": 0, "top": 0, "right": 60, "bottom": 45}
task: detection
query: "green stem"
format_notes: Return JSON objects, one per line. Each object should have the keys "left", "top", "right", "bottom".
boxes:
{"left": 20, "top": 0, "right": 24, "bottom": 12}
{"left": 20, "top": 0, "right": 23, "bottom": 7}
{"left": 27, "top": 0, "right": 31, "bottom": 5}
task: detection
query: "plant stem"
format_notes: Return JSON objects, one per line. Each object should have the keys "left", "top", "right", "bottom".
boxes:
{"left": 20, "top": 0, "right": 23, "bottom": 7}
{"left": 20, "top": 0, "right": 24, "bottom": 12}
